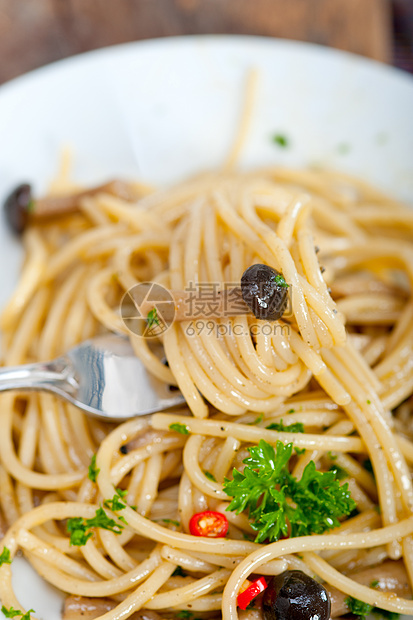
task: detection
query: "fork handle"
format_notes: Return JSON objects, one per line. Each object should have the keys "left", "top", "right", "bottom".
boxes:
{"left": 0, "top": 359, "right": 76, "bottom": 395}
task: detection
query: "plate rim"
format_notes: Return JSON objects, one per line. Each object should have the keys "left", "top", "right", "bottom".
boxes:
{"left": 0, "top": 33, "right": 412, "bottom": 99}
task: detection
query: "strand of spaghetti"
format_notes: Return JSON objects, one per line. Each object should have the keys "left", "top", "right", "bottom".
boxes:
{"left": 183, "top": 435, "right": 228, "bottom": 500}
{"left": 17, "top": 529, "right": 98, "bottom": 581}
{"left": 31, "top": 555, "right": 176, "bottom": 620}
{"left": 151, "top": 413, "right": 365, "bottom": 452}
{"left": 277, "top": 194, "right": 311, "bottom": 247}
{"left": 110, "top": 436, "right": 185, "bottom": 484}
{"left": 0, "top": 229, "right": 48, "bottom": 331}
{"left": 222, "top": 515, "right": 413, "bottom": 620}
{"left": 303, "top": 551, "right": 413, "bottom": 612}
{"left": 223, "top": 69, "right": 257, "bottom": 170}
{"left": 0, "top": 394, "right": 85, "bottom": 489}
{"left": 136, "top": 452, "right": 163, "bottom": 516}
{"left": 180, "top": 333, "right": 285, "bottom": 412}
{"left": 320, "top": 351, "right": 402, "bottom": 556}
{"left": 241, "top": 194, "right": 319, "bottom": 348}
{"left": 98, "top": 529, "right": 138, "bottom": 572}
{"left": 44, "top": 225, "right": 127, "bottom": 281}
{"left": 5, "top": 288, "right": 50, "bottom": 365}
{"left": 80, "top": 195, "right": 112, "bottom": 226}
{"left": 129, "top": 330, "right": 177, "bottom": 385}
{"left": 384, "top": 301, "right": 413, "bottom": 355}
{"left": 80, "top": 539, "right": 123, "bottom": 580}
{"left": 87, "top": 267, "right": 128, "bottom": 334}
{"left": 184, "top": 326, "right": 277, "bottom": 400}
{"left": 322, "top": 348, "right": 413, "bottom": 511}
{"left": 94, "top": 194, "right": 164, "bottom": 232}
{"left": 95, "top": 420, "right": 260, "bottom": 554}
{"left": 147, "top": 569, "right": 232, "bottom": 609}
{"left": 164, "top": 323, "right": 209, "bottom": 418}
{"left": 0, "top": 466, "right": 20, "bottom": 525}
{"left": 179, "top": 333, "right": 247, "bottom": 414}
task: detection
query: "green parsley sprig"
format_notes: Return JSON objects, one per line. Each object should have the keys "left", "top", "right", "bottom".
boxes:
{"left": 273, "top": 274, "right": 290, "bottom": 288}
{"left": 169, "top": 422, "right": 189, "bottom": 435}
{"left": 272, "top": 134, "right": 289, "bottom": 148}
{"left": 266, "top": 419, "right": 304, "bottom": 433}
{"left": 0, "top": 546, "right": 12, "bottom": 566}
{"left": 67, "top": 507, "right": 124, "bottom": 546}
{"left": 1, "top": 607, "right": 35, "bottom": 620}
{"left": 223, "top": 439, "right": 355, "bottom": 543}
{"left": 203, "top": 470, "right": 217, "bottom": 482}
{"left": 103, "top": 488, "right": 128, "bottom": 512}
{"left": 345, "top": 596, "right": 400, "bottom": 620}
{"left": 88, "top": 454, "right": 100, "bottom": 483}
{"left": 147, "top": 308, "right": 160, "bottom": 328}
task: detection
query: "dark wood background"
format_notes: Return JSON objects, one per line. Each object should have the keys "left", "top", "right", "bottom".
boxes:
{"left": 0, "top": 0, "right": 394, "bottom": 86}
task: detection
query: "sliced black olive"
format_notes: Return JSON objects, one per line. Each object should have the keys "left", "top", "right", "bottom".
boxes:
{"left": 262, "top": 570, "right": 331, "bottom": 620}
{"left": 241, "top": 264, "right": 289, "bottom": 321}
{"left": 3, "top": 183, "right": 33, "bottom": 235}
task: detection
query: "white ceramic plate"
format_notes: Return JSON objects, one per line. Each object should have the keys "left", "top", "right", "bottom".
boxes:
{"left": 0, "top": 36, "right": 412, "bottom": 620}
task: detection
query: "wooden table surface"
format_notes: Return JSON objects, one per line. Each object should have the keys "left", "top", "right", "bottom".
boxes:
{"left": 0, "top": 0, "right": 392, "bottom": 86}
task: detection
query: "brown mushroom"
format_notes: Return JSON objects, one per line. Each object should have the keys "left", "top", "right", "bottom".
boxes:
{"left": 3, "top": 180, "right": 135, "bottom": 235}
{"left": 63, "top": 596, "right": 163, "bottom": 620}
{"left": 328, "top": 560, "right": 411, "bottom": 617}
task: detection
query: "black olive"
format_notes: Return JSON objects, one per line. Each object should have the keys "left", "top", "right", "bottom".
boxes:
{"left": 241, "top": 264, "right": 289, "bottom": 321}
{"left": 3, "top": 183, "right": 33, "bottom": 235}
{"left": 262, "top": 570, "right": 330, "bottom": 620}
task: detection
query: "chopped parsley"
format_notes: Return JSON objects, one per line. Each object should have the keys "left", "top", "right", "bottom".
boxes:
{"left": 247, "top": 413, "right": 263, "bottom": 425}
{"left": 1, "top": 608, "right": 21, "bottom": 618}
{"left": 294, "top": 447, "right": 306, "bottom": 455}
{"left": 266, "top": 419, "right": 304, "bottom": 433}
{"left": 204, "top": 470, "right": 217, "bottom": 482}
{"left": 162, "top": 519, "right": 180, "bottom": 527}
{"left": 103, "top": 488, "right": 128, "bottom": 512}
{"left": 169, "top": 422, "right": 189, "bottom": 435}
{"left": 337, "top": 143, "right": 351, "bottom": 155}
{"left": 176, "top": 612, "right": 193, "bottom": 619}
{"left": 287, "top": 408, "right": 295, "bottom": 414}
{"left": 345, "top": 597, "right": 400, "bottom": 620}
{"left": 367, "top": 399, "right": 371, "bottom": 404}
{"left": 329, "top": 465, "right": 348, "bottom": 480}
{"left": 371, "top": 579, "right": 379, "bottom": 588}
{"left": 272, "top": 134, "right": 289, "bottom": 147}
{"left": 0, "top": 547, "right": 12, "bottom": 566}
{"left": 273, "top": 274, "right": 290, "bottom": 288}
{"left": 67, "top": 507, "right": 124, "bottom": 546}
{"left": 223, "top": 439, "right": 355, "bottom": 543}
{"left": 88, "top": 454, "right": 100, "bottom": 483}
{"left": 345, "top": 596, "right": 373, "bottom": 617}
{"left": 1, "top": 608, "right": 35, "bottom": 620}
{"left": 172, "top": 565, "right": 186, "bottom": 577}
{"left": 147, "top": 307, "right": 160, "bottom": 328}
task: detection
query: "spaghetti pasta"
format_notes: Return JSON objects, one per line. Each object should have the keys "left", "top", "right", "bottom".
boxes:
{"left": 0, "top": 162, "right": 413, "bottom": 620}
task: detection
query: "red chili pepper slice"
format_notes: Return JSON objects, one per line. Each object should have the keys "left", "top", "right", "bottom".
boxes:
{"left": 237, "top": 576, "right": 268, "bottom": 610}
{"left": 188, "top": 510, "right": 228, "bottom": 538}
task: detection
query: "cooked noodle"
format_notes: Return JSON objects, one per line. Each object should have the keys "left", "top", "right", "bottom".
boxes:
{"left": 1, "top": 159, "right": 413, "bottom": 620}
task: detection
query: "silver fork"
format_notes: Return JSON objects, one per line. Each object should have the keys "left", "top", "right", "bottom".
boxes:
{"left": 0, "top": 334, "right": 185, "bottom": 421}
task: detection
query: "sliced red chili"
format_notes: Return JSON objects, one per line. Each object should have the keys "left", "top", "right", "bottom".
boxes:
{"left": 188, "top": 510, "right": 228, "bottom": 538}
{"left": 237, "top": 576, "right": 268, "bottom": 610}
